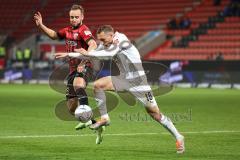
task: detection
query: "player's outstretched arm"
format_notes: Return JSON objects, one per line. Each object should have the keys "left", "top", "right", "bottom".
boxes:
{"left": 55, "top": 46, "right": 118, "bottom": 60}
{"left": 55, "top": 48, "right": 89, "bottom": 59}
{"left": 54, "top": 52, "right": 69, "bottom": 59}
{"left": 75, "top": 47, "right": 118, "bottom": 58}
{"left": 54, "top": 52, "right": 87, "bottom": 59}
{"left": 34, "top": 12, "right": 58, "bottom": 40}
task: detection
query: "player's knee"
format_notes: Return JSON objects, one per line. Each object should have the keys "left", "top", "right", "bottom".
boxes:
{"left": 73, "top": 78, "right": 86, "bottom": 90}
{"left": 145, "top": 106, "right": 161, "bottom": 120}
{"left": 94, "top": 81, "right": 104, "bottom": 90}
{"left": 73, "top": 82, "right": 85, "bottom": 90}
{"left": 74, "top": 85, "right": 85, "bottom": 91}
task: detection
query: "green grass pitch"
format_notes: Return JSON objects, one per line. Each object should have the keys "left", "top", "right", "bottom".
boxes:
{"left": 0, "top": 84, "right": 239, "bottom": 160}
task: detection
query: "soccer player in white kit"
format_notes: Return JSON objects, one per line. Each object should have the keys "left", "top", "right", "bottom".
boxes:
{"left": 55, "top": 25, "right": 185, "bottom": 153}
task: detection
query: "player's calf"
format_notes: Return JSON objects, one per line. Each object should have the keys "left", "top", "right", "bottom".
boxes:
{"left": 145, "top": 105, "right": 185, "bottom": 153}
{"left": 67, "top": 98, "right": 78, "bottom": 115}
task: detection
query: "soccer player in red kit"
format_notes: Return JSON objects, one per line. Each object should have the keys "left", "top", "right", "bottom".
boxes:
{"left": 34, "top": 5, "right": 97, "bottom": 125}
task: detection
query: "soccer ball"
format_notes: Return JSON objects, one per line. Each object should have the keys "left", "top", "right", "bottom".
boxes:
{"left": 74, "top": 105, "right": 93, "bottom": 122}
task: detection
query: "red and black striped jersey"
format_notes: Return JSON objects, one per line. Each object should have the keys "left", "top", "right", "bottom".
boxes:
{"left": 57, "top": 24, "right": 94, "bottom": 73}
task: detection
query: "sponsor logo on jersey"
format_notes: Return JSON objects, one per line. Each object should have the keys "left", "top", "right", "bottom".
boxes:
{"left": 73, "top": 33, "right": 78, "bottom": 40}
{"left": 66, "top": 40, "right": 77, "bottom": 46}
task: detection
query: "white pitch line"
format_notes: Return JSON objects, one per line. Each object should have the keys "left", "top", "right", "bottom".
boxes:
{"left": 0, "top": 130, "right": 239, "bottom": 139}
{"left": 181, "top": 130, "right": 240, "bottom": 134}
{"left": 0, "top": 134, "right": 94, "bottom": 139}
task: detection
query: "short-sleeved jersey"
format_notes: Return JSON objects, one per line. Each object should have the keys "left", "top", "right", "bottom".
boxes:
{"left": 57, "top": 24, "right": 94, "bottom": 73}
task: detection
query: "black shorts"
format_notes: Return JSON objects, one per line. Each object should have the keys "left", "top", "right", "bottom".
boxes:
{"left": 66, "top": 65, "right": 93, "bottom": 100}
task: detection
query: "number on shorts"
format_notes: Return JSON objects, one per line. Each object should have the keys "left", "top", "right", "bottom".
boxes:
{"left": 145, "top": 92, "right": 153, "bottom": 102}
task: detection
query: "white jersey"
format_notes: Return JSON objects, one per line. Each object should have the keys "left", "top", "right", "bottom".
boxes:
{"left": 89, "top": 32, "right": 145, "bottom": 80}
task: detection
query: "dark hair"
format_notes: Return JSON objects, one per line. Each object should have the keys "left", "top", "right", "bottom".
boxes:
{"left": 70, "top": 4, "right": 84, "bottom": 14}
{"left": 97, "top": 25, "right": 114, "bottom": 34}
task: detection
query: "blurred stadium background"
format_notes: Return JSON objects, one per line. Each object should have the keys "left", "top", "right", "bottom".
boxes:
{"left": 0, "top": 0, "right": 240, "bottom": 160}
{"left": 0, "top": 0, "right": 239, "bottom": 87}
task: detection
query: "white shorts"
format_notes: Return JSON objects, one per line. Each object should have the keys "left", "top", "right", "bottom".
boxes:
{"left": 111, "top": 75, "right": 157, "bottom": 107}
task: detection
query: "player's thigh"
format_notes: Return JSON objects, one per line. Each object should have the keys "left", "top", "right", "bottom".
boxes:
{"left": 128, "top": 85, "right": 158, "bottom": 107}
{"left": 73, "top": 77, "right": 86, "bottom": 89}
{"left": 132, "top": 89, "right": 161, "bottom": 115}
{"left": 67, "top": 97, "right": 78, "bottom": 114}
{"left": 94, "top": 76, "right": 115, "bottom": 91}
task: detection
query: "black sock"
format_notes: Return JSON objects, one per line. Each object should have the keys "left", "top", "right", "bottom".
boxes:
{"left": 75, "top": 88, "right": 88, "bottom": 105}
{"left": 91, "top": 119, "right": 96, "bottom": 124}
{"left": 75, "top": 88, "right": 97, "bottom": 123}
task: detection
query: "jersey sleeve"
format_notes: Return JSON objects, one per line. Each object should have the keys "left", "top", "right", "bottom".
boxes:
{"left": 68, "top": 45, "right": 118, "bottom": 60}
{"left": 79, "top": 25, "right": 95, "bottom": 43}
{"left": 113, "top": 32, "right": 129, "bottom": 44}
{"left": 88, "top": 44, "right": 119, "bottom": 59}
{"left": 57, "top": 27, "right": 67, "bottom": 40}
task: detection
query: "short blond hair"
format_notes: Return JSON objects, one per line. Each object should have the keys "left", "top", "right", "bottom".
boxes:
{"left": 70, "top": 4, "right": 84, "bottom": 14}
{"left": 97, "top": 25, "right": 114, "bottom": 34}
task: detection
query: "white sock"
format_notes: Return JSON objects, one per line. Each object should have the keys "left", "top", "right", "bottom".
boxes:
{"left": 160, "top": 114, "right": 183, "bottom": 140}
{"left": 95, "top": 89, "right": 109, "bottom": 120}
{"left": 101, "top": 114, "right": 110, "bottom": 121}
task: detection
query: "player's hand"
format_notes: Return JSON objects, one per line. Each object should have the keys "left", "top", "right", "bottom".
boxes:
{"left": 75, "top": 48, "right": 88, "bottom": 55}
{"left": 34, "top": 12, "right": 43, "bottom": 27}
{"left": 54, "top": 52, "right": 68, "bottom": 59}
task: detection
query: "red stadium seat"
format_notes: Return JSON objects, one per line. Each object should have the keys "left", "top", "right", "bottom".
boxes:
{"left": 145, "top": 0, "right": 240, "bottom": 60}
